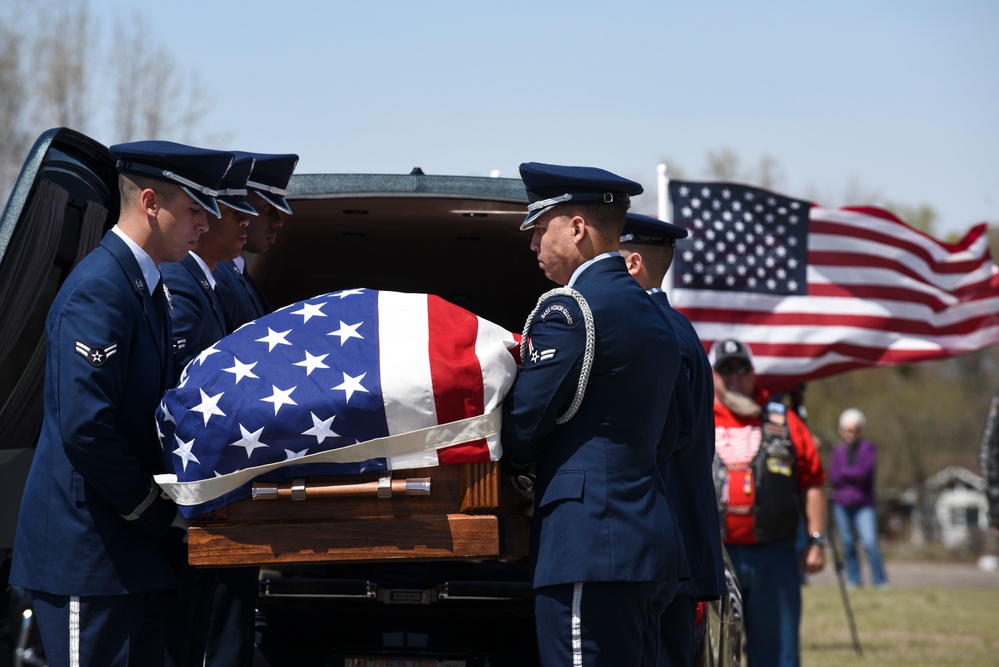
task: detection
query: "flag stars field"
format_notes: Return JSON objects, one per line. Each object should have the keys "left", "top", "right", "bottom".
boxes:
{"left": 328, "top": 320, "right": 364, "bottom": 345}
{"left": 291, "top": 301, "right": 327, "bottom": 322}
{"left": 192, "top": 389, "right": 226, "bottom": 426}
{"left": 257, "top": 327, "right": 293, "bottom": 352}
{"left": 223, "top": 358, "right": 259, "bottom": 383}
{"left": 229, "top": 425, "right": 268, "bottom": 458}
{"left": 333, "top": 372, "right": 368, "bottom": 402}
{"left": 173, "top": 435, "right": 200, "bottom": 472}
{"left": 261, "top": 385, "right": 297, "bottom": 415}
{"left": 303, "top": 413, "right": 339, "bottom": 444}
{"left": 294, "top": 351, "right": 330, "bottom": 375}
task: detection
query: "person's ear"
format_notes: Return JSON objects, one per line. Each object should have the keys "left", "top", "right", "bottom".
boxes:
{"left": 569, "top": 215, "right": 587, "bottom": 245}
{"left": 623, "top": 250, "right": 643, "bottom": 277}
{"left": 140, "top": 188, "right": 158, "bottom": 215}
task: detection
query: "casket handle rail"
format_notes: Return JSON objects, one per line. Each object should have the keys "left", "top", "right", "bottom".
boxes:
{"left": 251, "top": 474, "right": 432, "bottom": 501}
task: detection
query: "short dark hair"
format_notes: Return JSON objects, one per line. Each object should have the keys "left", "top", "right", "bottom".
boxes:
{"left": 562, "top": 202, "right": 629, "bottom": 238}
{"left": 118, "top": 172, "right": 178, "bottom": 204}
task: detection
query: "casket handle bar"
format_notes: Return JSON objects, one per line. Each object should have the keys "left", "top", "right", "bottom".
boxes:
{"left": 251, "top": 474, "right": 432, "bottom": 501}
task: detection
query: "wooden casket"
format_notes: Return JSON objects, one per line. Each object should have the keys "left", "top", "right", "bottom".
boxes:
{"left": 155, "top": 290, "right": 529, "bottom": 567}
{"left": 186, "top": 461, "right": 532, "bottom": 567}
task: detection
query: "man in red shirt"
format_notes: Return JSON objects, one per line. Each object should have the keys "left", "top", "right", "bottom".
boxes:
{"left": 711, "top": 338, "right": 826, "bottom": 667}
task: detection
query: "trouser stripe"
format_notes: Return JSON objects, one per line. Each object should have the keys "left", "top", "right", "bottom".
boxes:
{"left": 572, "top": 582, "right": 583, "bottom": 667}
{"left": 69, "top": 595, "right": 81, "bottom": 667}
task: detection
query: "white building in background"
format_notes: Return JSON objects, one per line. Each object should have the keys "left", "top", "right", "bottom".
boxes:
{"left": 902, "top": 466, "right": 989, "bottom": 548}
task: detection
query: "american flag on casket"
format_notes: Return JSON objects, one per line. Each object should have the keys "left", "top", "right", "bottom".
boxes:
{"left": 154, "top": 288, "right": 519, "bottom": 518}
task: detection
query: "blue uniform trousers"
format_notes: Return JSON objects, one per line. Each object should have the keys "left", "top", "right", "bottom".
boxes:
{"left": 30, "top": 590, "right": 164, "bottom": 667}
{"left": 535, "top": 580, "right": 667, "bottom": 667}
{"left": 654, "top": 591, "right": 697, "bottom": 666}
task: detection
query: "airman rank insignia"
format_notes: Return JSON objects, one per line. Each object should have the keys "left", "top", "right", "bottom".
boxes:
{"left": 75, "top": 341, "right": 118, "bottom": 367}
{"left": 527, "top": 338, "right": 557, "bottom": 366}
{"left": 173, "top": 337, "right": 187, "bottom": 354}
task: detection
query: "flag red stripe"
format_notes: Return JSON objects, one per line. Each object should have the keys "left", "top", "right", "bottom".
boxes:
{"left": 805, "top": 280, "right": 997, "bottom": 309}
{"left": 426, "top": 294, "right": 491, "bottom": 465}
{"left": 809, "top": 218, "right": 989, "bottom": 275}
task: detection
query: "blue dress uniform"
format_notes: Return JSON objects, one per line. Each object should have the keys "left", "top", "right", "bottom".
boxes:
{"left": 214, "top": 151, "right": 297, "bottom": 331}
{"left": 502, "top": 164, "right": 684, "bottom": 667}
{"left": 9, "top": 141, "right": 232, "bottom": 666}
{"left": 622, "top": 213, "right": 727, "bottom": 666}
{"left": 214, "top": 256, "right": 271, "bottom": 327}
{"left": 162, "top": 253, "right": 229, "bottom": 381}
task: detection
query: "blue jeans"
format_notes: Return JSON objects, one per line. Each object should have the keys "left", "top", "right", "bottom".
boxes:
{"left": 726, "top": 541, "right": 801, "bottom": 667}
{"left": 833, "top": 503, "right": 888, "bottom": 586}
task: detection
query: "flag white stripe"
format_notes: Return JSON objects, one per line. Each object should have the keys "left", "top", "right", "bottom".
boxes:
{"left": 474, "top": 314, "right": 518, "bottom": 461}
{"left": 695, "top": 322, "right": 999, "bottom": 353}
{"left": 378, "top": 291, "right": 440, "bottom": 470}
{"left": 674, "top": 289, "right": 999, "bottom": 323}
{"left": 811, "top": 207, "right": 990, "bottom": 256}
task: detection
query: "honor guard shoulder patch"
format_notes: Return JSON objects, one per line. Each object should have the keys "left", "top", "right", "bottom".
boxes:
{"left": 539, "top": 302, "right": 575, "bottom": 325}
{"left": 75, "top": 341, "right": 118, "bottom": 367}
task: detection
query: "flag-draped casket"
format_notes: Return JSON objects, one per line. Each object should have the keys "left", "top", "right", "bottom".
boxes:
{"left": 154, "top": 289, "right": 529, "bottom": 565}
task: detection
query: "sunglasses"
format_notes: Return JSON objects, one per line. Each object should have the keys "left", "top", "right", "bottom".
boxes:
{"left": 716, "top": 361, "right": 752, "bottom": 376}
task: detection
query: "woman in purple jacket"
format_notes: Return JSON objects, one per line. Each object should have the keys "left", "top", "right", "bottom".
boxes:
{"left": 829, "top": 408, "right": 889, "bottom": 588}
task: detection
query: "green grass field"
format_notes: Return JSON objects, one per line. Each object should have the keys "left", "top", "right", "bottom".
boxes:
{"left": 800, "top": 584, "right": 999, "bottom": 666}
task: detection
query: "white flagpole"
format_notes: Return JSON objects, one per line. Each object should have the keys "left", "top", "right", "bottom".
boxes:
{"left": 657, "top": 163, "right": 669, "bottom": 222}
{"left": 658, "top": 164, "right": 674, "bottom": 292}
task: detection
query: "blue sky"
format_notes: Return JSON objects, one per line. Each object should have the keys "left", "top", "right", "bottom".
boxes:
{"left": 60, "top": 1, "right": 999, "bottom": 237}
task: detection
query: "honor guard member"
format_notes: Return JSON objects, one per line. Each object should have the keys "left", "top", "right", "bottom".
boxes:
{"left": 711, "top": 339, "right": 826, "bottom": 667}
{"left": 9, "top": 141, "right": 233, "bottom": 666}
{"left": 619, "top": 213, "right": 726, "bottom": 667}
{"left": 162, "top": 152, "right": 256, "bottom": 381}
{"left": 159, "top": 152, "right": 258, "bottom": 667}
{"left": 213, "top": 151, "right": 298, "bottom": 330}
{"left": 501, "top": 163, "right": 684, "bottom": 667}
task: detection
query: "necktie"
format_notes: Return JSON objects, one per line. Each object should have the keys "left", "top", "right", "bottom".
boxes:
{"left": 152, "top": 276, "right": 173, "bottom": 388}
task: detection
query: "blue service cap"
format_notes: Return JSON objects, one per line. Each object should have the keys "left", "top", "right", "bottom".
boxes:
{"left": 216, "top": 154, "right": 257, "bottom": 215}
{"left": 109, "top": 140, "right": 234, "bottom": 218}
{"left": 234, "top": 151, "right": 299, "bottom": 215}
{"left": 620, "top": 212, "right": 688, "bottom": 246}
{"left": 518, "top": 162, "right": 644, "bottom": 231}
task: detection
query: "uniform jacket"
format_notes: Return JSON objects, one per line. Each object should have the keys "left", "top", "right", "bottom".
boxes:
{"left": 828, "top": 439, "right": 878, "bottom": 508}
{"left": 501, "top": 255, "right": 682, "bottom": 588}
{"left": 714, "top": 387, "right": 826, "bottom": 545}
{"left": 650, "top": 289, "right": 726, "bottom": 601}
{"left": 162, "top": 253, "right": 228, "bottom": 381}
{"left": 11, "top": 231, "right": 179, "bottom": 596}
{"left": 213, "top": 258, "right": 270, "bottom": 331}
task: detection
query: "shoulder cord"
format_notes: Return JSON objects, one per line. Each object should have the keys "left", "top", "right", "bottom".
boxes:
{"left": 520, "top": 287, "right": 596, "bottom": 424}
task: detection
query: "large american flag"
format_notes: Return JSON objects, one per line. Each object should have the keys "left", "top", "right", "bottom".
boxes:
{"left": 154, "top": 289, "right": 518, "bottom": 517}
{"left": 668, "top": 180, "right": 999, "bottom": 394}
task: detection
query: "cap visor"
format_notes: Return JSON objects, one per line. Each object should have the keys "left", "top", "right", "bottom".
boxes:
{"left": 519, "top": 204, "right": 555, "bottom": 231}
{"left": 258, "top": 191, "right": 293, "bottom": 215}
{"left": 219, "top": 196, "right": 258, "bottom": 215}
{"left": 182, "top": 186, "right": 222, "bottom": 218}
